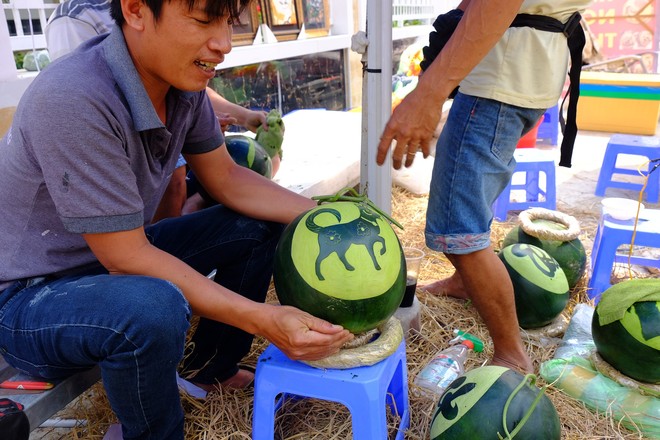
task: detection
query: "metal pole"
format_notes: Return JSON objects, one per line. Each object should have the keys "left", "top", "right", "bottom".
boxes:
{"left": 360, "top": 0, "right": 393, "bottom": 214}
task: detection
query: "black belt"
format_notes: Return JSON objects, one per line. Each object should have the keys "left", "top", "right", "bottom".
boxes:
{"left": 511, "top": 12, "right": 585, "bottom": 168}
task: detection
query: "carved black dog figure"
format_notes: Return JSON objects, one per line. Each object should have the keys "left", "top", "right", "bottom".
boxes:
{"left": 305, "top": 204, "right": 386, "bottom": 281}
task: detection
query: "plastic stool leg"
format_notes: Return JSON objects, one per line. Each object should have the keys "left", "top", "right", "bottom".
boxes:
{"left": 252, "top": 373, "right": 281, "bottom": 439}
{"left": 348, "top": 387, "right": 389, "bottom": 440}
{"left": 548, "top": 105, "right": 559, "bottom": 145}
{"left": 595, "top": 147, "right": 618, "bottom": 197}
{"left": 348, "top": 350, "right": 409, "bottom": 440}
{"left": 252, "top": 342, "right": 410, "bottom": 440}
{"left": 525, "top": 169, "right": 540, "bottom": 202}
{"left": 590, "top": 221, "right": 603, "bottom": 273}
{"left": 544, "top": 163, "right": 557, "bottom": 210}
{"left": 646, "top": 165, "right": 660, "bottom": 203}
{"left": 537, "top": 105, "right": 559, "bottom": 146}
{"left": 388, "top": 359, "right": 410, "bottom": 439}
{"left": 588, "top": 228, "right": 620, "bottom": 301}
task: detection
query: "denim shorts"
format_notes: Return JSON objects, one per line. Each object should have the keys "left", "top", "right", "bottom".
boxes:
{"left": 425, "top": 92, "right": 546, "bottom": 255}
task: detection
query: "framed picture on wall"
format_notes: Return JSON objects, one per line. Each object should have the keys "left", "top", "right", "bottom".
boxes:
{"left": 231, "top": 5, "right": 261, "bottom": 46}
{"left": 264, "top": 0, "right": 301, "bottom": 40}
{"left": 301, "top": 0, "right": 330, "bottom": 37}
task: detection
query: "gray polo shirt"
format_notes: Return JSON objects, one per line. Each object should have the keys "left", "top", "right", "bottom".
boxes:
{"left": 0, "top": 28, "right": 223, "bottom": 282}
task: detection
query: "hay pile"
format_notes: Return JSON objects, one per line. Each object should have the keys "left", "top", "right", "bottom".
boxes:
{"left": 60, "top": 186, "right": 648, "bottom": 439}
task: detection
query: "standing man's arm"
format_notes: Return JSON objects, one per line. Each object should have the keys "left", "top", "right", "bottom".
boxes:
{"left": 377, "top": 0, "right": 524, "bottom": 169}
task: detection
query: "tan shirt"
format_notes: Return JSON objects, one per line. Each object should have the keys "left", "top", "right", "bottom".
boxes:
{"left": 459, "top": 0, "right": 592, "bottom": 109}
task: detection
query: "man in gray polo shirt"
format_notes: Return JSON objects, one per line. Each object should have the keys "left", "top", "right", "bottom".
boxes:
{"left": 0, "top": 0, "right": 352, "bottom": 438}
{"left": 44, "top": 0, "right": 270, "bottom": 222}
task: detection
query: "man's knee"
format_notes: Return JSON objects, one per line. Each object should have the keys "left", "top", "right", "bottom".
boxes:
{"left": 117, "top": 277, "right": 191, "bottom": 346}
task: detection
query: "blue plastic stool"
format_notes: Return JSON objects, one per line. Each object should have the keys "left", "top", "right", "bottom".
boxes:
{"left": 537, "top": 104, "right": 559, "bottom": 146}
{"left": 252, "top": 341, "right": 410, "bottom": 440}
{"left": 595, "top": 134, "right": 660, "bottom": 203}
{"left": 588, "top": 208, "right": 660, "bottom": 302}
{"left": 492, "top": 149, "right": 557, "bottom": 221}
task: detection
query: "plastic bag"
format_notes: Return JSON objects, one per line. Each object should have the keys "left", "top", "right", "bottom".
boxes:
{"left": 22, "top": 50, "right": 50, "bottom": 71}
{"left": 541, "top": 357, "right": 660, "bottom": 438}
{"left": 553, "top": 303, "right": 596, "bottom": 360}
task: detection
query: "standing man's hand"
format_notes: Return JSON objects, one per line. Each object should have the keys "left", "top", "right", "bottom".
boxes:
{"left": 376, "top": 85, "right": 445, "bottom": 170}
{"left": 376, "top": 0, "right": 524, "bottom": 170}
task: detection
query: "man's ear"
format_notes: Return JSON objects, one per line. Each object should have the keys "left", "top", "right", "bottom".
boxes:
{"left": 121, "top": 0, "right": 146, "bottom": 30}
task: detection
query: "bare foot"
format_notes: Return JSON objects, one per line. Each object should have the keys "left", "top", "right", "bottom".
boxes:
{"left": 181, "top": 193, "right": 208, "bottom": 216}
{"left": 418, "top": 272, "right": 469, "bottom": 299}
{"left": 192, "top": 368, "right": 255, "bottom": 392}
{"left": 490, "top": 355, "right": 535, "bottom": 375}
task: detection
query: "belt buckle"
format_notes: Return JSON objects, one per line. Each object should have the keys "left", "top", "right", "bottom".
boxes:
{"left": 563, "top": 12, "right": 582, "bottom": 38}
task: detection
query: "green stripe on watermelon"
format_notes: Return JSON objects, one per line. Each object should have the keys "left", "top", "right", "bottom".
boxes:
{"left": 503, "top": 219, "right": 586, "bottom": 289}
{"left": 225, "top": 135, "right": 273, "bottom": 179}
{"left": 499, "top": 244, "right": 569, "bottom": 329}
{"left": 430, "top": 366, "right": 560, "bottom": 440}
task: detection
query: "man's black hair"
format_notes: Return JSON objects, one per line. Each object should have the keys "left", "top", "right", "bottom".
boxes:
{"left": 110, "top": 0, "right": 251, "bottom": 26}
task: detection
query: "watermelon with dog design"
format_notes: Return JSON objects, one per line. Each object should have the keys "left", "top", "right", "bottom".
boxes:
{"left": 273, "top": 201, "right": 406, "bottom": 334}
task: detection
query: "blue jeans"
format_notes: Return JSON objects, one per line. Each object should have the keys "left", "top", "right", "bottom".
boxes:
{"left": 425, "top": 92, "right": 546, "bottom": 254}
{"left": 0, "top": 205, "right": 283, "bottom": 439}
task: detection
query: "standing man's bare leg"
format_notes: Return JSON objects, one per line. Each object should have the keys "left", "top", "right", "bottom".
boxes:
{"left": 446, "top": 246, "right": 534, "bottom": 373}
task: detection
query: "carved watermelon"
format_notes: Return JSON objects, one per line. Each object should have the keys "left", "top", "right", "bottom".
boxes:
{"left": 592, "top": 279, "right": 660, "bottom": 383}
{"left": 430, "top": 366, "right": 560, "bottom": 439}
{"left": 499, "top": 244, "right": 570, "bottom": 329}
{"left": 503, "top": 219, "right": 586, "bottom": 289}
{"left": 273, "top": 201, "right": 405, "bottom": 334}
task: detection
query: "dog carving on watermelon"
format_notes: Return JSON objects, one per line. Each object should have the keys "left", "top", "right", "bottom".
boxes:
{"left": 305, "top": 204, "right": 386, "bottom": 281}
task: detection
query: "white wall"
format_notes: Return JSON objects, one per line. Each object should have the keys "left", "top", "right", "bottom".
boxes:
{"left": 0, "top": 7, "right": 18, "bottom": 82}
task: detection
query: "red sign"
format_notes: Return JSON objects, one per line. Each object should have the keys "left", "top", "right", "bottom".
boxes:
{"left": 583, "top": 0, "right": 656, "bottom": 70}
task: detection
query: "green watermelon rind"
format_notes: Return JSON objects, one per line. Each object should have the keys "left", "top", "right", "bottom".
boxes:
{"left": 499, "top": 245, "right": 570, "bottom": 329}
{"left": 592, "top": 304, "right": 660, "bottom": 383}
{"left": 225, "top": 135, "right": 273, "bottom": 179}
{"left": 430, "top": 367, "right": 561, "bottom": 440}
{"left": 503, "top": 221, "right": 586, "bottom": 289}
{"left": 273, "top": 210, "right": 406, "bottom": 334}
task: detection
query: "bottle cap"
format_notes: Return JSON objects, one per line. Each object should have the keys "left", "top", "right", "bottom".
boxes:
{"left": 462, "top": 339, "right": 474, "bottom": 350}
{"left": 452, "top": 329, "right": 484, "bottom": 352}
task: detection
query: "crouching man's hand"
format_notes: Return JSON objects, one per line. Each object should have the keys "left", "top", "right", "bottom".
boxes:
{"left": 258, "top": 304, "right": 354, "bottom": 361}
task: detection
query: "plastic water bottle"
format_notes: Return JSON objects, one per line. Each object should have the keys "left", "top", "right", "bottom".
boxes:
{"left": 414, "top": 340, "right": 474, "bottom": 397}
